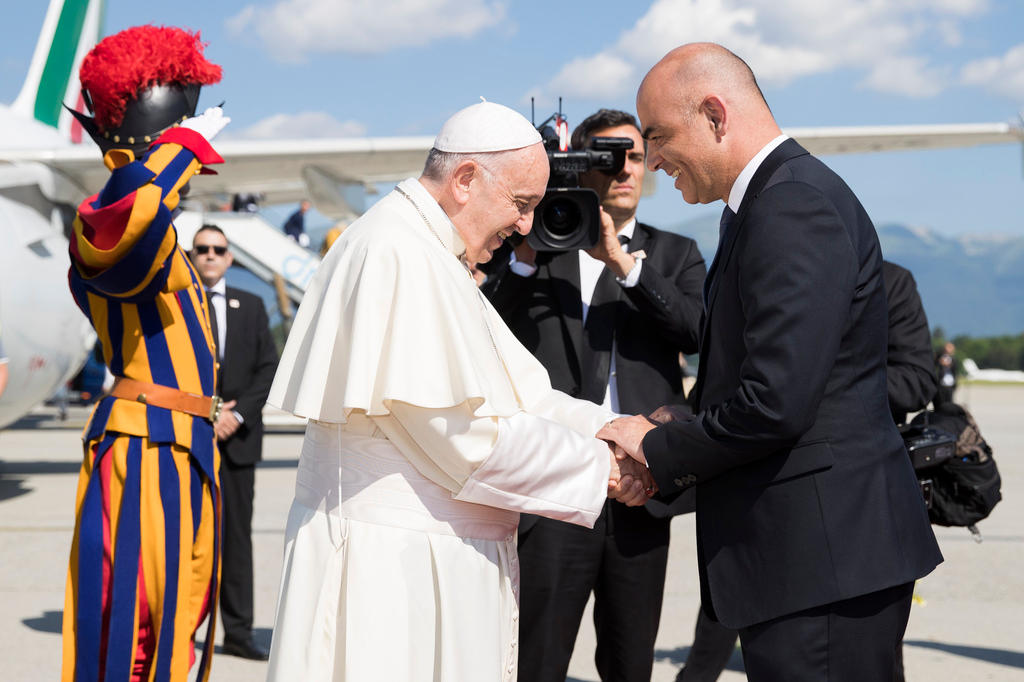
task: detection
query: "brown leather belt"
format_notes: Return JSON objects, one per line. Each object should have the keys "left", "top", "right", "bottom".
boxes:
{"left": 110, "top": 377, "right": 223, "bottom": 422}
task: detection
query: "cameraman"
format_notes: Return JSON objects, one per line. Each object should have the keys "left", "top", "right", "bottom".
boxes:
{"left": 483, "top": 108, "right": 706, "bottom": 682}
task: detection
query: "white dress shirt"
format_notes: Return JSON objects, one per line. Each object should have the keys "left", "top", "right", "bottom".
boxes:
{"left": 205, "top": 277, "right": 244, "bottom": 424}
{"left": 507, "top": 218, "right": 640, "bottom": 412}
{"left": 206, "top": 277, "right": 227, "bottom": 360}
{"left": 727, "top": 134, "right": 789, "bottom": 212}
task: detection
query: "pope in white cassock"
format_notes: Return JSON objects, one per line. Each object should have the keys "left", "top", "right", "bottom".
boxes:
{"left": 264, "top": 101, "right": 655, "bottom": 682}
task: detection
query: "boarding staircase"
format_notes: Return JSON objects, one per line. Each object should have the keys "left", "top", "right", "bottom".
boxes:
{"left": 174, "top": 209, "right": 320, "bottom": 305}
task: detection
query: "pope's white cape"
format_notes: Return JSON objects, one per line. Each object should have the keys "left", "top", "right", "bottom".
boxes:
{"left": 268, "top": 179, "right": 554, "bottom": 422}
{"left": 268, "top": 177, "right": 612, "bottom": 521}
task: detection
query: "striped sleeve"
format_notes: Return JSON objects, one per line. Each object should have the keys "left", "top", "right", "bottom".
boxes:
{"left": 70, "top": 128, "right": 223, "bottom": 298}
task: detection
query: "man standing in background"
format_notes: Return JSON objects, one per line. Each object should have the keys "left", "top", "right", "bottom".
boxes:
{"left": 191, "top": 225, "right": 279, "bottom": 661}
{"left": 283, "top": 199, "right": 312, "bottom": 247}
{"left": 883, "top": 261, "right": 938, "bottom": 425}
{"left": 484, "top": 108, "right": 705, "bottom": 681}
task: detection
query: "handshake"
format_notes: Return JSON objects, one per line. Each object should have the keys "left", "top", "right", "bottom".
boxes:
{"left": 600, "top": 405, "right": 691, "bottom": 507}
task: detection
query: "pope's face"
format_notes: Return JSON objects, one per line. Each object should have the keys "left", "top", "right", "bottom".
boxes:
{"left": 461, "top": 143, "right": 549, "bottom": 264}
{"left": 637, "top": 80, "right": 722, "bottom": 205}
{"left": 578, "top": 124, "right": 645, "bottom": 222}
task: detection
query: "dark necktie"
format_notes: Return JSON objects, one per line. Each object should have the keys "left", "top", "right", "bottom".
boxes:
{"left": 703, "top": 206, "right": 736, "bottom": 308}
{"left": 719, "top": 206, "right": 736, "bottom": 240}
{"left": 579, "top": 235, "right": 629, "bottom": 403}
{"left": 206, "top": 289, "right": 221, "bottom": 361}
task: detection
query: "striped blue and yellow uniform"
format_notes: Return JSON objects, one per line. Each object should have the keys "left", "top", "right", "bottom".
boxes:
{"left": 62, "top": 127, "right": 223, "bottom": 682}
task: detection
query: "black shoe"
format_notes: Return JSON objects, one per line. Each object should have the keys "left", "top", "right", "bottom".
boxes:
{"left": 222, "top": 636, "right": 270, "bottom": 661}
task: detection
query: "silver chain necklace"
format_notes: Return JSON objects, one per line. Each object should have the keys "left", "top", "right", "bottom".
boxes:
{"left": 395, "top": 185, "right": 456, "bottom": 260}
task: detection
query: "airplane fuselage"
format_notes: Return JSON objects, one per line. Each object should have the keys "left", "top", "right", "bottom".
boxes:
{"left": 0, "top": 160, "right": 95, "bottom": 428}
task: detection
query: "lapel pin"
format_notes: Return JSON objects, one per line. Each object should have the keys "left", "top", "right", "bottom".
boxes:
{"left": 229, "top": 298, "right": 240, "bottom": 309}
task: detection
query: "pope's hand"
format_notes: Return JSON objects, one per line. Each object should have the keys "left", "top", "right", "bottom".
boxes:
{"left": 597, "top": 414, "right": 657, "bottom": 465}
{"left": 181, "top": 106, "right": 231, "bottom": 142}
{"left": 607, "top": 447, "right": 657, "bottom": 506}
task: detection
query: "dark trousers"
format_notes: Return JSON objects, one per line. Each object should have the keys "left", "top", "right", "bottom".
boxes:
{"left": 737, "top": 581, "right": 915, "bottom": 682}
{"left": 934, "top": 384, "right": 956, "bottom": 408}
{"left": 517, "top": 501, "right": 670, "bottom": 682}
{"left": 677, "top": 607, "right": 739, "bottom": 681}
{"left": 218, "top": 458, "right": 255, "bottom": 642}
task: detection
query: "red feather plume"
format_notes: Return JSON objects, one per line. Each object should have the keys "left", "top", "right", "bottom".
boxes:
{"left": 79, "top": 25, "right": 222, "bottom": 130}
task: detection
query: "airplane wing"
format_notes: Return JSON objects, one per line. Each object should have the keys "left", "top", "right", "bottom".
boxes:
{"left": 202, "top": 135, "right": 436, "bottom": 211}
{"left": 784, "top": 121, "right": 1024, "bottom": 156}
{"left": 2, "top": 135, "right": 436, "bottom": 218}
{"left": 3, "top": 122, "right": 1021, "bottom": 215}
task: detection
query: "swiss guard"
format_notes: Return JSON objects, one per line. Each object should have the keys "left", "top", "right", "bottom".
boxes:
{"left": 61, "top": 25, "right": 229, "bottom": 682}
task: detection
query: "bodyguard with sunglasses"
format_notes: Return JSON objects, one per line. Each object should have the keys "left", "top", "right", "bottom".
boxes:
{"left": 191, "top": 224, "right": 279, "bottom": 660}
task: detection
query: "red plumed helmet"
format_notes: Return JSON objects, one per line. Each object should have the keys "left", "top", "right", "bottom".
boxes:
{"left": 79, "top": 25, "right": 221, "bottom": 131}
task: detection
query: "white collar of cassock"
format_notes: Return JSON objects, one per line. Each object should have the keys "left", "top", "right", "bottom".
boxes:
{"left": 396, "top": 177, "right": 467, "bottom": 261}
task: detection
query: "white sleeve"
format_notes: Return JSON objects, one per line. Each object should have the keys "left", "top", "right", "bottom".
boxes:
{"left": 526, "top": 389, "right": 618, "bottom": 440}
{"left": 616, "top": 257, "right": 643, "bottom": 287}
{"left": 377, "top": 400, "right": 610, "bottom": 527}
{"left": 508, "top": 251, "right": 538, "bottom": 277}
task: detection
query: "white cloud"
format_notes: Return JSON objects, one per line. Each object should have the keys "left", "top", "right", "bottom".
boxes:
{"left": 860, "top": 56, "right": 949, "bottom": 97}
{"left": 545, "top": 54, "right": 636, "bottom": 101}
{"left": 529, "top": 0, "right": 993, "bottom": 103}
{"left": 231, "top": 111, "right": 368, "bottom": 139}
{"left": 936, "top": 19, "right": 964, "bottom": 47}
{"left": 922, "top": 0, "right": 988, "bottom": 14}
{"left": 961, "top": 43, "right": 1024, "bottom": 101}
{"left": 227, "top": 0, "right": 505, "bottom": 62}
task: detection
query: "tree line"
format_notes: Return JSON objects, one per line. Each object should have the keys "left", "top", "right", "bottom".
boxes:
{"left": 933, "top": 328, "right": 1024, "bottom": 373}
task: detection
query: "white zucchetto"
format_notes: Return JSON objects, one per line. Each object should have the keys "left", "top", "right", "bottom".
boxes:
{"left": 433, "top": 101, "right": 542, "bottom": 153}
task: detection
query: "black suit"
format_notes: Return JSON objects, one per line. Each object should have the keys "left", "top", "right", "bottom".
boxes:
{"left": 484, "top": 222, "right": 705, "bottom": 681}
{"left": 642, "top": 140, "right": 942, "bottom": 679}
{"left": 215, "top": 286, "right": 278, "bottom": 643}
{"left": 678, "top": 260, "right": 939, "bottom": 682}
{"left": 883, "top": 261, "right": 937, "bottom": 425}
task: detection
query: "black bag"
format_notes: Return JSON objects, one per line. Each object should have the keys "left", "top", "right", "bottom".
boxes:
{"left": 909, "top": 404, "right": 1002, "bottom": 532}
{"left": 899, "top": 424, "right": 956, "bottom": 471}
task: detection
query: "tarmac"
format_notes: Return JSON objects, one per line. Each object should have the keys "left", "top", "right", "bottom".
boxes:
{"left": 0, "top": 383, "right": 1020, "bottom": 681}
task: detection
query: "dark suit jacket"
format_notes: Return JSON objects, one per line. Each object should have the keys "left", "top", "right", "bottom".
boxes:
{"left": 882, "top": 261, "right": 937, "bottom": 424}
{"left": 484, "top": 221, "right": 706, "bottom": 520}
{"left": 642, "top": 139, "right": 942, "bottom": 628}
{"left": 218, "top": 286, "right": 278, "bottom": 466}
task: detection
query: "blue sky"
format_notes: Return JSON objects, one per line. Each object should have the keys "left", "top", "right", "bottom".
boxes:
{"left": 2, "top": 0, "right": 1023, "bottom": 238}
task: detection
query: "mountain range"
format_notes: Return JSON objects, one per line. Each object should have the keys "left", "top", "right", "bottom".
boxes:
{"left": 666, "top": 215, "right": 1024, "bottom": 338}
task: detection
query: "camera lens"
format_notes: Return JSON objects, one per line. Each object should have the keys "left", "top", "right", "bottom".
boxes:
{"left": 529, "top": 187, "right": 600, "bottom": 251}
{"left": 542, "top": 197, "right": 581, "bottom": 239}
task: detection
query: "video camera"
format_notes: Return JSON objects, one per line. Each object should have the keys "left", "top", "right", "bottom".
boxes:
{"left": 526, "top": 109, "right": 634, "bottom": 251}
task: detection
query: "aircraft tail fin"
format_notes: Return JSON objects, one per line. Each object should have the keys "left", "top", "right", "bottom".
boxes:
{"left": 11, "top": 0, "right": 105, "bottom": 142}
{"left": 962, "top": 358, "right": 980, "bottom": 377}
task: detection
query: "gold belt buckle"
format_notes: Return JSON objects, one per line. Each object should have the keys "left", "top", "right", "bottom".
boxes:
{"left": 209, "top": 396, "right": 223, "bottom": 423}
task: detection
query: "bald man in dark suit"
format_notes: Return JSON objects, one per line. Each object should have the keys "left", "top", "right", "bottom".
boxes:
{"left": 602, "top": 44, "right": 942, "bottom": 681}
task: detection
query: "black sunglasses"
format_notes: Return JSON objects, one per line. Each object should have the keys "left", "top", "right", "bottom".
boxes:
{"left": 194, "top": 245, "right": 228, "bottom": 256}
